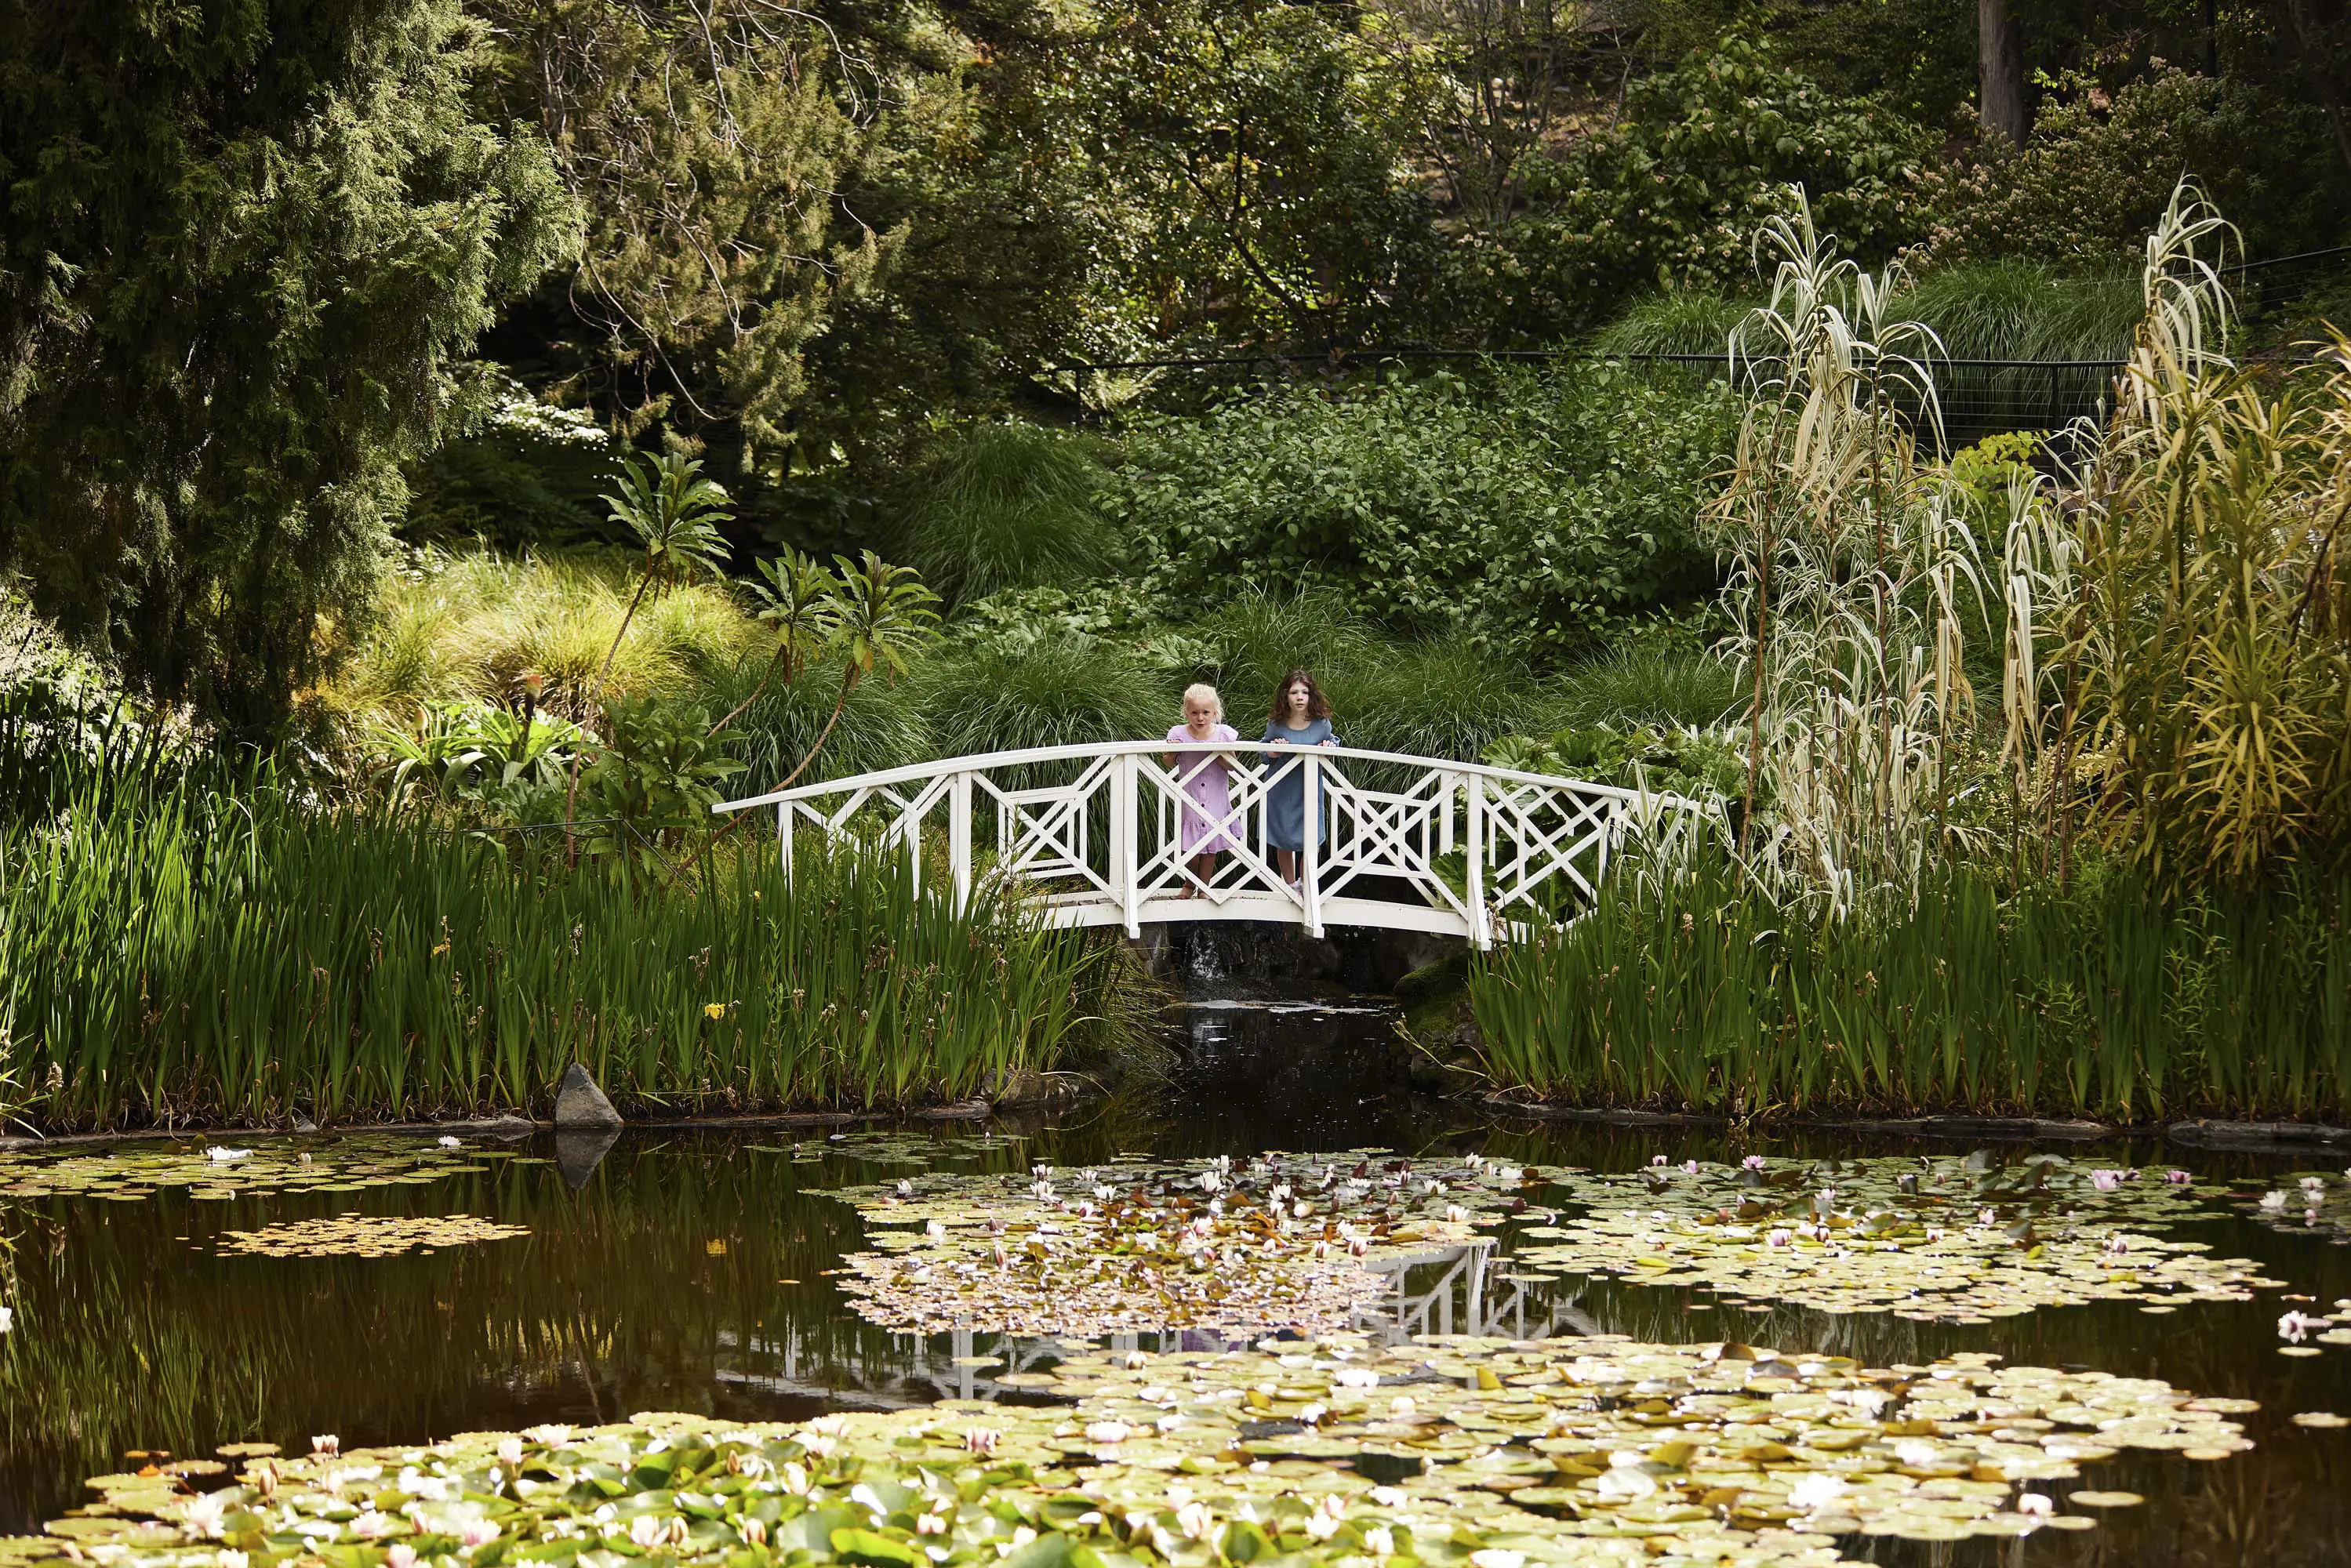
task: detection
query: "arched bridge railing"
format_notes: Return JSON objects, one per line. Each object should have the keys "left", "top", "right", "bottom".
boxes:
{"left": 710, "top": 741, "right": 1711, "bottom": 947}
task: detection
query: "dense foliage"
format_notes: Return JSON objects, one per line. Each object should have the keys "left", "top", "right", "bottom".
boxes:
{"left": 1108, "top": 366, "right": 1740, "bottom": 651}
{"left": 0, "top": 0, "right": 576, "bottom": 733}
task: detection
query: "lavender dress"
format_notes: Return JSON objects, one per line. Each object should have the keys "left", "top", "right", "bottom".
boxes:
{"left": 1166, "top": 724, "right": 1241, "bottom": 855}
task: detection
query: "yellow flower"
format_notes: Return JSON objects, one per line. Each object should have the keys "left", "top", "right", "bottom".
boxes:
{"left": 431, "top": 941, "right": 451, "bottom": 958}
{"left": 703, "top": 1002, "right": 726, "bottom": 1020}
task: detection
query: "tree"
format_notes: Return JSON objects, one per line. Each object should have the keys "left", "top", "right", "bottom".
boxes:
{"left": 779, "top": 552, "right": 938, "bottom": 790}
{"left": 475, "top": 0, "right": 895, "bottom": 462}
{"left": 0, "top": 0, "right": 576, "bottom": 733}
{"left": 567, "top": 449, "right": 734, "bottom": 843}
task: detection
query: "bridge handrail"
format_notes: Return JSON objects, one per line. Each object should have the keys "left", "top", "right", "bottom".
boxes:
{"left": 710, "top": 739, "right": 1703, "bottom": 816}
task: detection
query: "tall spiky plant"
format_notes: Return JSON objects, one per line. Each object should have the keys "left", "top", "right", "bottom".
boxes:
{"left": 1706, "top": 190, "right": 1985, "bottom": 915}
{"left": 2013, "top": 185, "right": 2351, "bottom": 884}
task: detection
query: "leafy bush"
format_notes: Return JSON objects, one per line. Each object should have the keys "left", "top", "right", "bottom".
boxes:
{"left": 1484, "top": 724, "right": 1746, "bottom": 803}
{"left": 1106, "top": 366, "right": 1737, "bottom": 655}
{"left": 1439, "top": 41, "right": 1931, "bottom": 341}
{"left": 1920, "top": 70, "right": 2351, "bottom": 267}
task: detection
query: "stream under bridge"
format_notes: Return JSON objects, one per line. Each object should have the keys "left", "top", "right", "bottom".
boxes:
{"left": 712, "top": 741, "right": 1708, "bottom": 948}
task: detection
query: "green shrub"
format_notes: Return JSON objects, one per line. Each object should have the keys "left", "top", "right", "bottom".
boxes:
{"left": 1439, "top": 41, "right": 1931, "bottom": 342}
{"left": 1106, "top": 366, "right": 1737, "bottom": 655}
{"left": 1920, "top": 69, "right": 2351, "bottom": 267}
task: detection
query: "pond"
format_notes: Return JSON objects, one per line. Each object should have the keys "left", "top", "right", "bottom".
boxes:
{"left": 2, "top": 991, "right": 2349, "bottom": 1567}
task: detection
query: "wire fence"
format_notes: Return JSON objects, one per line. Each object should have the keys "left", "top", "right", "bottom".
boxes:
{"left": 1047, "top": 245, "right": 2351, "bottom": 441}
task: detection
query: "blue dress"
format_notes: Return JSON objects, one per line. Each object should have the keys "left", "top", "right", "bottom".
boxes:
{"left": 1259, "top": 718, "right": 1337, "bottom": 850}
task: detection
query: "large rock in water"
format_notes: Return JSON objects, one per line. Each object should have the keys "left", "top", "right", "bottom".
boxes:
{"left": 552, "top": 1063, "right": 623, "bottom": 1131}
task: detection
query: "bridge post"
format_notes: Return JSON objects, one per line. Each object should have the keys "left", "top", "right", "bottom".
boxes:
{"left": 1303, "top": 753, "right": 1324, "bottom": 938}
{"left": 1111, "top": 752, "right": 1140, "bottom": 938}
{"left": 776, "top": 801, "right": 792, "bottom": 880}
{"left": 1465, "top": 775, "right": 1490, "bottom": 949}
{"left": 949, "top": 771, "right": 972, "bottom": 913}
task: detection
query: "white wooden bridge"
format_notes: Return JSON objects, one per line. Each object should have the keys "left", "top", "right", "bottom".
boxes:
{"left": 712, "top": 741, "right": 1708, "bottom": 947}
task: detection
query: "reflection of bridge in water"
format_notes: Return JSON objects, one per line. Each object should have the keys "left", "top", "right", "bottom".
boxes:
{"left": 712, "top": 1243, "right": 1596, "bottom": 1410}
{"left": 714, "top": 742, "right": 1707, "bottom": 946}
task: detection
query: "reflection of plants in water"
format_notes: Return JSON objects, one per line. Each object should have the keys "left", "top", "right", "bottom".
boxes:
{"left": 816, "top": 1151, "right": 1564, "bottom": 1338}
{"left": 0, "top": 1144, "right": 934, "bottom": 1526}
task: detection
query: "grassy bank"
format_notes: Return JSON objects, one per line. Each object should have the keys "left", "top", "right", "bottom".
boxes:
{"left": 1466, "top": 858, "right": 2351, "bottom": 1123}
{"left": 0, "top": 761, "right": 1128, "bottom": 1131}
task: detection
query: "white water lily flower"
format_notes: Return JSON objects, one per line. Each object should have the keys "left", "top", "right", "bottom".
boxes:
{"left": 2280, "top": 1310, "right": 2320, "bottom": 1341}
{"left": 1767, "top": 1229, "right": 1793, "bottom": 1248}
{"left": 460, "top": 1519, "right": 500, "bottom": 1548}
{"left": 438, "top": 1136, "right": 461, "bottom": 1149}
{"left": 925, "top": 1219, "right": 947, "bottom": 1242}
{"left": 1175, "top": 1502, "right": 1216, "bottom": 1541}
{"left": 1199, "top": 1171, "right": 1223, "bottom": 1192}
{"left": 2015, "top": 1493, "right": 2054, "bottom": 1517}
{"left": 496, "top": 1437, "right": 524, "bottom": 1468}
{"left": 1333, "top": 1367, "right": 1379, "bottom": 1389}
{"left": 896, "top": 1180, "right": 915, "bottom": 1197}
{"left": 1363, "top": 1526, "right": 1395, "bottom": 1558}
{"left": 345, "top": 1512, "right": 398, "bottom": 1541}
{"left": 1093, "top": 1185, "right": 1114, "bottom": 1202}
{"left": 1787, "top": 1474, "right": 1848, "bottom": 1512}
{"left": 1894, "top": 1439, "right": 1939, "bottom": 1467}
{"left": 1444, "top": 1205, "right": 1470, "bottom": 1225}
{"left": 1498, "top": 1167, "right": 1523, "bottom": 1181}
{"left": 385, "top": 1552, "right": 413, "bottom": 1568}
{"left": 525, "top": 1425, "right": 572, "bottom": 1446}
{"left": 780, "top": 1462, "right": 809, "bottom": 1494}
{"left": 206, "top": 1147, "right": 251, "bottom": 1163}
{"left": 0, "top": 1305, "right": 11, "bottom": 1334}
{"left": 1083, "top": 1421, "right": 1132, "bottom": 1445}
{"left": 1368, "top": 1486, "right": 1407, "bottom": 1508}
{"left": 2262, "top": 1190, "right": 2291, "bottom": 1210}
{"left": 627, "top": 1516, "right": 667, "bottom": 1548}
{"left": 1469, "top": 1551, "right": 1525, "bottom": 1568}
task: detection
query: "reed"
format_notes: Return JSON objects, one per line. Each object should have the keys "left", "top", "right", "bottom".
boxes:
{"left": 0, "top": 757, "right": 1126, "bottom": 1130}
{"left": 1466, "top": 853, "right": 2351, "bottom": 1120}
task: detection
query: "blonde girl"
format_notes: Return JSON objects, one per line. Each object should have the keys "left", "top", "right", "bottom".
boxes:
{"left": 1163, "top": 682, "right": 1240, "bottom": 895}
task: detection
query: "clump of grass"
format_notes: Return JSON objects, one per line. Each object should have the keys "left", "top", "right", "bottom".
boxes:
{"left": 1328, "top": 637, "right": 1540, "bottom": 760}
{"left": 1591, "top": 289, "right": 1753, "bottom": 358}
{"left": 0, "top": 752, "right": 1126, "bottom": 1129}
{"left": 1902, "top": 259, "right": 2142, "bottom": 361}
{"left": 1548, "top": 641, "right": 1741, "bottom": 731}
{"left": 1189, "top": 590, "right": 1374, "bottom": 720}
{"left": 893, "top": 423, "right": 1117, "bottom": 608}
{"left": 337, "top": 550, "right": 754, "bottom": 722}
{"left": 1468, "top": 853, "right": 2351, "bottom": 1120}
{"left": 714, "top": 651, "right": 930, "bottom": 792}
{"left": 914, "top": 634, "right": 1165, "bottom": 758}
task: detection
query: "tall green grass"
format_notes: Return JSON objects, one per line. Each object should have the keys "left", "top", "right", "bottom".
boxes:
{"left": 1468, "top": 856, "right": 2351, "bottom": 1121}
{"left": 0, "top": 758, "right": 1126, "bottom": 1129}
{"left": 891, "top": 423, "right": 1117, "bottom": 608}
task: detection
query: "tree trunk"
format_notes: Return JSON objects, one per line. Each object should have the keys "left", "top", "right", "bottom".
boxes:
{"left": 1978, "top": 0, "right": 2028, "bottom": 147}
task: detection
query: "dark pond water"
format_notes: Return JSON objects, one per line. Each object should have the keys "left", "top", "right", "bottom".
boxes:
{"left": 3, "top": 989, "right": 2350, "bottom": 1565}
